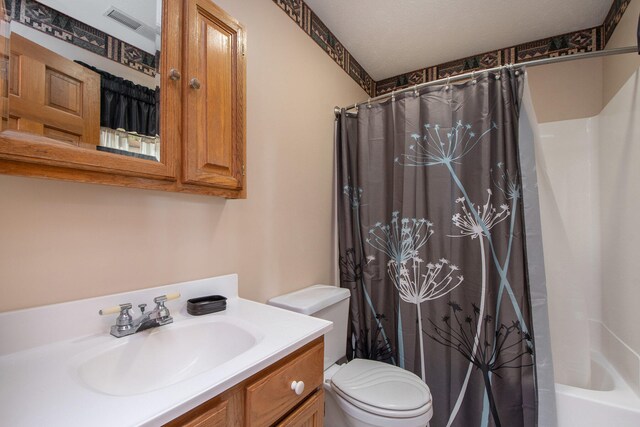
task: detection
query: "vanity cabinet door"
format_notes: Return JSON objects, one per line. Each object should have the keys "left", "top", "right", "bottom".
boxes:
{"left": 182, "top": 0, "right": 246, "bottom": 197}
{"left": 179, "top": 400, "right": 227, "bottom": 427}
{"left": 276, "top": 389, "right": 324, "bottom": 427}
{"left": 164, "top": 385, "right": 244, "bottom": 427}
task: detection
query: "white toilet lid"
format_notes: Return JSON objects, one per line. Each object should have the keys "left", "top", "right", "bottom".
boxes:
{"left": 330, "top": 359, "right": 432, "bottom": 418}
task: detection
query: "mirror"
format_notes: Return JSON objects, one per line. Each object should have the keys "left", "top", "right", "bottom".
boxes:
{"left": 3, "top": 0, "right": 162, "bottom": 162}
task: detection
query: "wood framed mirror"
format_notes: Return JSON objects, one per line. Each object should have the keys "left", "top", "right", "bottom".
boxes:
{"left": 0, "top": 0, "right": 181, "bottom": 184}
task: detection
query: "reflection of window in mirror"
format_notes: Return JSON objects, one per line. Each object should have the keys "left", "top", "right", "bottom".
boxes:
{"left": 6, "top": 0, "right": 162, "bottom": 161}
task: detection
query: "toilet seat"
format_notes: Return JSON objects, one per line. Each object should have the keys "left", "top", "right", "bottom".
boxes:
{"left": 330, "top": 359, "right": 432, "bottom": 419}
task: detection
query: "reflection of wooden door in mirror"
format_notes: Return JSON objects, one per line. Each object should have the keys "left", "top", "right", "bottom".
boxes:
{"left": 8, "top": 34, "right": 100, "bottom": 148}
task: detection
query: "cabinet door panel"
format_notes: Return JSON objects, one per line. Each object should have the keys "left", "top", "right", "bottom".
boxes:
{"left": 203, "top": 20, "right": 232, "bottom": 170}
{"left": 181, "top": 400, "right": 227, "bottom": 427}
{"left": 183, "top": 0, "right": 245, "bottom": 195}
{"left": 276, "top": 389, "right": 324, "bottom": 427}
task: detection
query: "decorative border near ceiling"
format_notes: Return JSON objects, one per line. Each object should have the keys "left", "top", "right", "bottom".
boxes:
{"left": 5, "top": 0, "right": 158, "bottom": 78}
{"left": 603, "top": 0, "right": 632, "bottom": 43}
{"left": 273, "top": 0, "right": 632, "bottom": 97}
{"left": 272, "top": 0, "right": 375, "bottom": 95}
{"left": 376, "top": 26, "right": 604, "bottom": 95}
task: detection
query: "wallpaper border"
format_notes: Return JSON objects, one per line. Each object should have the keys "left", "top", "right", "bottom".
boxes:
{"left": 272, "top": 0, "right": 374, "bottom": 95}
{"left": 273, "top": 0, "right": 632, "bottom": 97}
{"left": 5, "top": 0, "right": 158, "bottom": 78}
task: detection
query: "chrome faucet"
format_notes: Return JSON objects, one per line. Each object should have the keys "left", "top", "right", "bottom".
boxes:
{"left": 99, "top": 293, "right": 180, "bottom": 338}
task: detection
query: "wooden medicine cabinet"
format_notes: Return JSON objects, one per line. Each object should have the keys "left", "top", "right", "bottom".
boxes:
{"left": 0, "top": 0, "right": 246, "bottom": 198}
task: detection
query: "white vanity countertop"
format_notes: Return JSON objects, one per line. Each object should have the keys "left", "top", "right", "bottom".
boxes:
{"left": 0, "top": 275, "right": 332, "bottom": 426}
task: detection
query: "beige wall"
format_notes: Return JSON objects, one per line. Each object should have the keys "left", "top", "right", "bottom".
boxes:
{"left": 527, "top": 0, "right": 640, "bottom": 123}
{"left": 527, "top": 58, "right": 604, "bottom": 123}
{"left": 0, "top": 0, "right": 367, "bottom": 312}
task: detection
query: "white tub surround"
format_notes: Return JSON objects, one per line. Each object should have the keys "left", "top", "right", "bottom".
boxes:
{"left": 538, "top": 116, "right": 600, "bottom": 388}
{"left": 598, "top": 68, "right": 640, "bottom": 390}
{"left": 0, "top": 275, "right": 332, "bottom": 426}
{"left": 556, "top": 352, "right": 640, "bottom": 427}
{"left": 536, "top": 66, "right": 640, "bottom": 426}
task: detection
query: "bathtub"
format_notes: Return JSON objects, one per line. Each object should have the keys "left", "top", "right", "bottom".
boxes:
{"left": 555, "top": 351, "right": 640, "bottom": 426}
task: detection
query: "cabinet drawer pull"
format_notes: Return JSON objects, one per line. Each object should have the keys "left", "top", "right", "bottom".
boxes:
{"left": 291, "top": 381, "right": 305, "bottom": 396}
{"left": 189, "top": 78, "right": 201, "bottom": 90}
{"left": 169, "top": 68, "right": 181, "bottom": 81}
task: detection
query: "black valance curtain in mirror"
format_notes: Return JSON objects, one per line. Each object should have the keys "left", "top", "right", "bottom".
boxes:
{"left": 76, "top": 61, "right": 159, "bottom": 137}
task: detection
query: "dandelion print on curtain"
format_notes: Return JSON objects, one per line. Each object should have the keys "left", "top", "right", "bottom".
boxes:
{"left": 336, "top": 68, "right": 543, "bottom": 427}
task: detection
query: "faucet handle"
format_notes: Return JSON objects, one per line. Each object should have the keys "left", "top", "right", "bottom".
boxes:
{"left": 153, "top": 292, "right": 181, "bottom": 304}
{"left": 99, "top": 303, "right": 132, "bottom": 316}
{"left": 138, "top": 303, "right": 147, "bottom": 314}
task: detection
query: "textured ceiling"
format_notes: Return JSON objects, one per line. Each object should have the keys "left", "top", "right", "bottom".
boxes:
{"left": 304, "top": 0, "right": 613, "bottom": 81}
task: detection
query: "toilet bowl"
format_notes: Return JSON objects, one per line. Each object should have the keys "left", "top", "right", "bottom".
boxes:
{"left": 324, "top": 359, "right": 433, "bottom": 427}
{"left": 268, "top": 285, "right": 433, "bottom": 427}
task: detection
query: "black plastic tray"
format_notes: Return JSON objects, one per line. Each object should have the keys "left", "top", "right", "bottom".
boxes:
{"left": 187, "top": 295, "right": 227, "bottom": 316}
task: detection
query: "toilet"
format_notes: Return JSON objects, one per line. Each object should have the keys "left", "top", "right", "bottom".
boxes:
{"left": 268, "top": 285, "right": 433, "bottom": 427}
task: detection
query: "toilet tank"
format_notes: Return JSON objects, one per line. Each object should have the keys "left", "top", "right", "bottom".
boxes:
{"left": 268, "top": 285, "right": 350, "bottom": 370}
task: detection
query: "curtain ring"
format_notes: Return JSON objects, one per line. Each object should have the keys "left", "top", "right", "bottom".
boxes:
{"left": 354, "top": 102, "right": 358, "bottom": 112}
{"left": 391, "top": 90, "right": 396, "bottom": 102}
{"left": 445, "top": 76, "right": 450, "bottom": 90}
{"left": 413, "top": 84, "right": 419, "bottom": 97}
{"left": 495, "top": 72, "right": 501, "bottom": 80}
{"left": 367, "top": 98, "right": 372, "bottom": 108}
{"left": 472, "top": 70, "right": 477, "bottom": 85}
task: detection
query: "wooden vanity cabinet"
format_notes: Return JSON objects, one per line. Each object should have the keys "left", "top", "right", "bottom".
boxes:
{"left": 165, "top": 337, "right": 324, "bottom": 427}
{"left": 0, "top": 0, "right": 246, "bottom": 199}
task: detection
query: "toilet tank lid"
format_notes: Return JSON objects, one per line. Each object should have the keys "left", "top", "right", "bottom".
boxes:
{"left": 267, "top": 285, "right": 350, "bottom": 315}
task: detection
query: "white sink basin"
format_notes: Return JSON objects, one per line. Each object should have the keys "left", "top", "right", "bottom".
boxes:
{"left": 77, "top": 320, "right": 259, "bottom": 396}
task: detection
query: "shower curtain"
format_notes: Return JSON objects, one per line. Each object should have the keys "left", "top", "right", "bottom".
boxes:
{"left": 336, "top": 68, "right": 556, "bottom": 427}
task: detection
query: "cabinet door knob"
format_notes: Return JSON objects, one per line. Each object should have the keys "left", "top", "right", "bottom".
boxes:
{"left": 290, "top": 381, "right": 305, "bottom": 396}
{"left": 189, "top": 78, "right": 201, "bottom": 90}
{"left": 169, "top": 68, "right": 181, "bottom": 81}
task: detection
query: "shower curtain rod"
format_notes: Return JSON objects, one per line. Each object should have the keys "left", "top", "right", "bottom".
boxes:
{"left": 335, "top": 45, "right": 639, "bottom": 115}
